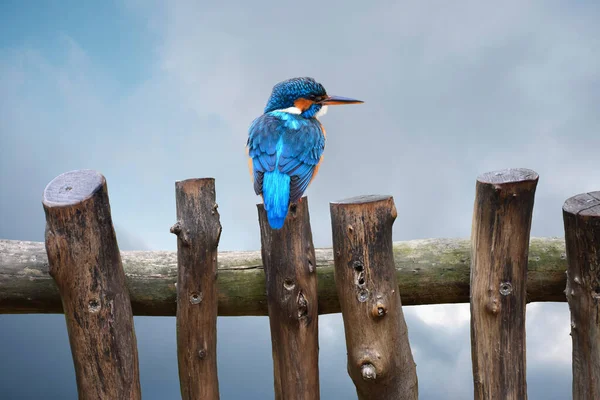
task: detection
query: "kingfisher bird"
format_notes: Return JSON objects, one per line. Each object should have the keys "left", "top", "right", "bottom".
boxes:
{"left": 246, "top": 77, "right": 363, "bottom": 229}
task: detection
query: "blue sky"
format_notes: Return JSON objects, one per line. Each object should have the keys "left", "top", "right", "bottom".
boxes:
{"left": 1, "top": 1, "right": 599, "bottom": 398}
{"left": 0, "top": 0, "right": 154, "bottom": 88}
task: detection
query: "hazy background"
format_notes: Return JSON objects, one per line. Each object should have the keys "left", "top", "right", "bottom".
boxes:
{"left": 1, "top": 1, "right": 598, "bottom": 398}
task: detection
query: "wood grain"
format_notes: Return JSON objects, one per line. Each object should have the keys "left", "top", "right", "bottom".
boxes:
{"left": 0, "top": 237, "right": 568, "bottom": 316}
{"left": 42, "top": 170, "right": 141, "bottom": 400}
{"left": 331, "top": 195, "right": 418, "bottom": 400}
{"left": 563, "top": 191, "right": 600, "bottom": 400}
{"left": 171, "top": 178, "right": 221, "bottom": 400}
{"left": 257, "top": 198, "right": 320, "bottom": 400}
{"left": 470, "top": 168, "right": 539, "bottom": 400}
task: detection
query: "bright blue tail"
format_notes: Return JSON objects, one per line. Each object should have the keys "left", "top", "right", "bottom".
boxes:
{"left": 263, "top": 170, "right": 290, "bottom": 229}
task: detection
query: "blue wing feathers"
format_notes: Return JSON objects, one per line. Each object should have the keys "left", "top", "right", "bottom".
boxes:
{"left": 247, "top": 112, "right": 325, "bottom": 229}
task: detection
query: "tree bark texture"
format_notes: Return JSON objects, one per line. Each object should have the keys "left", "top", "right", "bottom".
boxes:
{"left": 171, "top": 178, "right": 221, "bottom": 400}
{"left": 330, "top": 195, "right": 418, "bottom": 400}
{"left": 470, "top": 168, "right": 539, "bottom": 400}
{"left": 563, "top": 191, "right": 600, "bottom": 400}
{"left": 42, "top": 170, "right": 141, "bottom": 400}
{"left": 0, "top": 237, "right": 568, "bottom": 316}
{"left": 257, "top": 198, "right": 320, "bottom": 400}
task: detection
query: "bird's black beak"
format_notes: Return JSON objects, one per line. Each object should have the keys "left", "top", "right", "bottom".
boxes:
{"left": 319, "top": 95, "right": 364, "bottom": 105}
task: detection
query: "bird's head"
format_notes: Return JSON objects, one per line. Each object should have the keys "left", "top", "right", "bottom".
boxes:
{"left": 264, "top": 77, "right": 363, "bottom": 119}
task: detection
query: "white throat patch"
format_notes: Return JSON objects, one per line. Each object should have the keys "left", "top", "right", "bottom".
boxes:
{"left": 274, "top": 106, "right": 302, "bottom": 115}
{"left": 273, "top": 105, "right": 328, "bottom": 119}
{"left": 315, "top": 105, "right": 328, "bottom": 119}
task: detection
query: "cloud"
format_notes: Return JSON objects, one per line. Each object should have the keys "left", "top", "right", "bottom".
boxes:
{"left": 3, "top": 0, "right": 599, "bottom": 249}
{"left": 1, "top": 1, "right": 597, "bottom": 398}
{"left": 121, "top": 0, "right": 600, "bottom": 246}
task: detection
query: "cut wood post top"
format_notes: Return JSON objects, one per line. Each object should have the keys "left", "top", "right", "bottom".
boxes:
{"left": 176, "top": 177, "right": 215, "bottom": 185}
{"left": 42, "top": 169, "right": 105, "bottom": 207}
{"left": 563, "top": 191, "right": 600, "bottom": 216}
{"left": 330, "top": 195, "right": 398, "bottom": 231}
{"left": 476, "top": 168, "right": 539, "bottom": 185}
{"left": 330, "top": 194, "right": 393, "bottom": 205}
{"left": 170, "top": 177, "right": 221, "bottom": 247}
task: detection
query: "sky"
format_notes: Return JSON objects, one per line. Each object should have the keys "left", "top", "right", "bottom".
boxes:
{"left": 0, "top": 0, "right": 598, "bottom": 398}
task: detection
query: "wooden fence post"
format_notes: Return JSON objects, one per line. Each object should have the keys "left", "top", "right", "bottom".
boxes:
{"left": 257, "top": 198, "right": 320, "bottom": 400}
{"left": 42, "top": 170, "right": 141, "bottom": 400}
{"left": 470, "top": 168, "right": 538, "bottom": 400}
{"left": 563, "top": 191, "right": 600, "bottom": 400}
{"left": 330, "top": 195, "right": 418, "bottom": 400}
{"left": 171, "top": 178, "right": 222, "bottom": 400}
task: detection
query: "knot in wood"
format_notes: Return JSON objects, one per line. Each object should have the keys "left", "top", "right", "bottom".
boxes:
{"left": 170, "top": 221, "right": 190, "bottom": 246}
{"left": 283, "top": 279, "right": 295, "bottom": 291}
{"left": 297, "top": 292, "right": 308, "bottom": 319}
{"left": 198, "top": 349, "right": 207, "bottom": 360}
{"left": 289, "top": 203, "right": 298, "bottom": 216}
{"left": 88, "top": 299, "right": 101, "bottom": 313}
{"left": 307, "top": 257, "right": 314, "bottom": 273}
{"left": 356, "top": 271, "right": 366, "bottom": 288}
{"left": 486, "top": 298, "right": 500, "bottom": 314}
{"left": 499, "top": 281, "right": 513, "bottom": 296}
{"left": 372, "top": 302, "right": 387, "bottom": 318}
{"left": 390, "top": 203, "right": 398, "bottom": 219}
{"left": 170, "top": 221, "right": 182, "bottom": 235}
{"left": 189, "top": 292, "right": 203, "bottom": 305}
{"left": 361, "top": 363, "right": 377, "bottom": 381}
{"left": 357, "top": 289, "right": 369, "bottom": 303}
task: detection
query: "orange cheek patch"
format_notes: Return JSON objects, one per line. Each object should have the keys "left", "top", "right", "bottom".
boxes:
{"left": 294, "top": 98, "right": 313, "bottom": 112}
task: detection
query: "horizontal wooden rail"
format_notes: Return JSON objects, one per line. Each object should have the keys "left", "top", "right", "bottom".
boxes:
{"left": 0, "top": 237, "right": 567, "bottom": 316}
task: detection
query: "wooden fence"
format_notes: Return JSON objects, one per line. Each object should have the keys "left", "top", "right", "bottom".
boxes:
{"left": 0, "top": 167, "right": 598, "bottom": 399}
